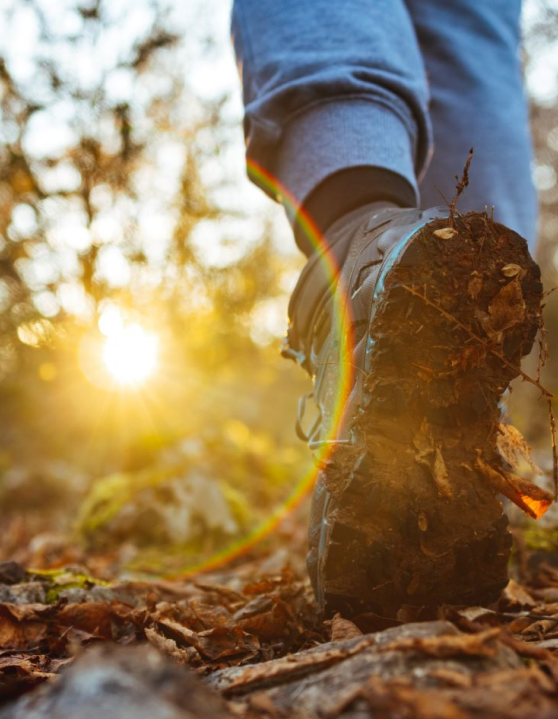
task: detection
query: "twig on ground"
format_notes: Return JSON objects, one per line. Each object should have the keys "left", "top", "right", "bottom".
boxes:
{"left": 434, "top": 185, "right": 452, "bottom": 210}
{"left": 449, "top": 148, "right": 474, "bottom": 227}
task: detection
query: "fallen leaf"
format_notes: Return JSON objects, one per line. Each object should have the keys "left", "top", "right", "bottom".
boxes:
{"left": 381, "top": 627, "right": 501, "bottom": 658}
{"left": 413, "top": 421, "right": 453, "bottom": 498}
{"left": 188, "top": 599, "right": 231, "bottom": 630}
{"left": 487, "top": 276, "right": 526, "bottom": 335}
{"left": 497, "top": 424, "right": 543, "bottom": 475}
{"left": 532, "top": 638, "right": 558, "bottom": 650}
{"left": 475, "top": 454, "right": 553, "bottom": 519}
{"left": 467, "top": 272, "right": 483, "bottom": 299}
{"left": 499, "top": 633, "right": 554, "bottom": 660}
{"left": 0, "top": 653, "right": 60, "bottom": 701}
{"left": 500, "top": 579, "right": 536, "bottom": 609}
{"left": 157, "top": 618, "right": 260, "bottom": 663}
{"left": 237, "top": 601, "right": 294, "bottom": 642}
{"left": 233, "top": 595, "right": 273, "bottom": 622}
{"left": 329, "top": 613, "right": 363, "bottom": 642}
{"left": 445, "top": 605, "right": 499, "bottom": 627}
{"left": 220, "top": 636, "right": 377, "bottom": 695}
{"left": 57, "top": 601, "right": 143, "bottom": 640}
{"left": 144, "top": 626, "right": 195, "bottom": 664}
{"left": 0, "top": 605, "right": 51, "bottom": 650}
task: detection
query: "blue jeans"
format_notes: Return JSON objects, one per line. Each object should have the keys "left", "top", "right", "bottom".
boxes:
{"left": 231, "top": 0, "right": 537, "bottom": 249}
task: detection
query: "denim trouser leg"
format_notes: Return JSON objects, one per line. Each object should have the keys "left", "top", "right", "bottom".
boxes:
{"left": 404, "top": 0, "right": 537, "bottom": 247}
{"left": 231, "top": 0, "right": 430, "bottom": 217}
{"left": 231, "top": 0, "right": 537, "bottom": 248}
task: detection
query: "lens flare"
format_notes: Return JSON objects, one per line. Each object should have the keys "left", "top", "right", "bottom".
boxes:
{"left": 103, "top": 323, "right": 158, "bottom": 385}
{"left": 164, "top": 158, "right": 357, "bottom": 580}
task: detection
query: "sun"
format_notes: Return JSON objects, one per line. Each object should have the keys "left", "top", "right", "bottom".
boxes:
{"left": 102, "top": 320, "right": 159, "bottom": 386}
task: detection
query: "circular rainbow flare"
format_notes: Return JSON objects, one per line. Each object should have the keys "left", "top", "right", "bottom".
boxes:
{"left": 166, "top": 159, "right": 356, "bottom": 579}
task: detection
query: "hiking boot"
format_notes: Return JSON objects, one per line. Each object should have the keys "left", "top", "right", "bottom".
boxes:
{"left": 283, "top": 203, "right": 545, "bottom": 618}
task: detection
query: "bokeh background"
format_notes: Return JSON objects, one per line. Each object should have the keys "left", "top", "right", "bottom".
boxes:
{"left": 1, "top": 0, "right": 557, "bottom": 577}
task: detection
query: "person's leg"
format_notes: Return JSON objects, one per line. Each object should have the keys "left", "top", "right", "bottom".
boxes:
{"left": 231, "top": 0, "right": 430, "bottom": 254}
{"left": 231, "top": 0, "right": 547, "bottom": 618}
{"left": 404, "top": 0, "right": 538, "bottom": 248}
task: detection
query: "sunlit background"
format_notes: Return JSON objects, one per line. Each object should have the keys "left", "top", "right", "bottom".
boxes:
{"left": 0, "top": 0, "right": 558, "bottom": 576}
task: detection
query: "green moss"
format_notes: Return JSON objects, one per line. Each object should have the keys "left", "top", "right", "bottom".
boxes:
{"left": 75, "top": 465, "right": 255, "bottom": 553}
{"left": 75, "top": 468, "right": 171, "bottom": 539}
{"left": 219, "top": 480, "right": 251, "bottom": 527}
{"left": 28, "top": 568, "right": 110, "bottom": 603}
{"left": 123, "top": 542, "right": 207, "bottom": 576}
{"left": 522, "top": 523, "right": 558, "bottom": 553}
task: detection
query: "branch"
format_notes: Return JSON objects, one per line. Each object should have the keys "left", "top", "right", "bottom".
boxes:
{"left": 449, "top": 148, "right": 474, "bottom": 227}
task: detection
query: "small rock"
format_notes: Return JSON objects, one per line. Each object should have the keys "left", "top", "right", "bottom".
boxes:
{"left": 0, "top": 643, "right": 230, "bottom": 719}
{"left": 0, "top": 581, "right": 46, "bottom": 604}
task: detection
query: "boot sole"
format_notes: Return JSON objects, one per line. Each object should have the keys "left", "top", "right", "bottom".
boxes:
{"left": 307, "top": 212, "right": 543, "bottom": 618}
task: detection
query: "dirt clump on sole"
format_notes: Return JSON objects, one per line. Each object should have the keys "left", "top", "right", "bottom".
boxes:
{"left": 321, "top": 212, "right": 549, "bottom": 617}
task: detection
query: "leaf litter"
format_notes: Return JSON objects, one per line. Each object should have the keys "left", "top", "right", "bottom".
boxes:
{"left": 2, "top": 174, "right": 558, "bottom": 716}
{"left": 1, "top": 531, "right": 558, "bottom": 718}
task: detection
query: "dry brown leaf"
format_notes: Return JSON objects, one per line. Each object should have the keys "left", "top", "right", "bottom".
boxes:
{"left": 467, "top": 272, "right": 483, "bottom": 299}
{"left": 222, "top": 636, "right": 377, "bottom": 695}
{"left": 157, "top": 617, "right": 260, "bottom": 662}
{"left": 413, "top": 421, "right": 453, "bottom": 498}
{"left": 497, "top": 423, "right": 543, "bottom": 475}
{"left": 0, "top": 605, "right": 50, "bottom": 650}
{"left": 381, "top": 627, "right": 501, "bottom": 658}
{"left": 144, "top": 626, "right": 194, "bottom": 664}
{"left": 0, "top": 653, "right": 64, "bottom": 702}
{"left": 329, "top": 613, "right": 363, "bottom": 642}
{"left": 194, "top": 626, "right": 260, "bottom": 662}
{"left": 237, "top": 601, "right": 293, "bottom": 642}
{"left": 188, "top": 599, "right": 231, "bottom": 630}
{"left": 57, "top": 601, "right": 144, "bottom": 640}
{"left": 242, "top": 580, "right": 278, "bottom": 596}
{"left": 501, "top": 579, "right": 536, "bottom": 609}
{"left": 0, "top": 603, "right": 58, "bottom": 622}
{"left": 455, "top": 606, "right": 498, "bottom": 623}
{"left": 499, "top": 633, "right": 555, "bottom": 660}
{"left": 194, "top": 582, "right": 245, "bottom": 605}
{"left": 55, "top": 603, "right": 116, "bottom": 639}
{"left": 475, "top": 454, "right": 553, "bottom": 519}
{"left": 508, "top": 615, "right": 536, "bottom": 634}
{"left": 233, "top": 595, "right": 273, "bottom": 622}
{"left": 487, "top": 276, "right": 526, "bottom": 334}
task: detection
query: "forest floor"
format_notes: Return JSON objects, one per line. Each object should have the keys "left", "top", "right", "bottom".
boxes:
{"left": 2, "top": 513, "right": 558, "bottom": 718}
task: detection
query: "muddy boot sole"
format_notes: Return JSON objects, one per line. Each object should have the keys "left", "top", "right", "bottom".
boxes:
{"left": 307, "top": 212, "right": 543, "bottom": 619}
